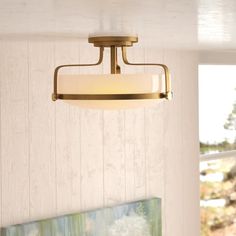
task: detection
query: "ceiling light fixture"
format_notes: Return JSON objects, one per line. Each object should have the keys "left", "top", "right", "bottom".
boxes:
{"left": 52, "top": 36, "right": 172, "bottom": 109}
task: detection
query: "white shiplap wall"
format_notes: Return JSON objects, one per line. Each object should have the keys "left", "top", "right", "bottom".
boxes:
{"left": 0, "top": 40, "right": 199, "bottom": 236}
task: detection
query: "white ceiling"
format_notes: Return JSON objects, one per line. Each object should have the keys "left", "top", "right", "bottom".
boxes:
{"left": 0, "top": 0, "right": 236, "bottom": 50}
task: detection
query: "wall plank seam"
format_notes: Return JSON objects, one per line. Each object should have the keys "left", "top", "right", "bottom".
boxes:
{"left": 27, "top": 40, "right": 31, "bottom": 219}
{"left": 53, "top": 42, "right": 58, "bottom": 215}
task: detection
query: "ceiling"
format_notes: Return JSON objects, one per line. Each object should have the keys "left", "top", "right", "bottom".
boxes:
{"left": 0, "top": 0, "right": 236, "bottom": 50}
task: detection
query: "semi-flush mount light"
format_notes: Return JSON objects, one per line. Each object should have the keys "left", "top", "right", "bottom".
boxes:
{"left": 52, "top": 36, "right": 172, "bottom": 109}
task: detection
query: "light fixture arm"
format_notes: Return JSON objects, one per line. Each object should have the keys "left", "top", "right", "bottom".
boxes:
{"left": 121, "top": 47, "right": 172, "bottom": 100}
{"left": 52, "top": 47, "right": 104, "bottom": 101}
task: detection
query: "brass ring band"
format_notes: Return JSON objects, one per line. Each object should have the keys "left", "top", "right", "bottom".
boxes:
{"left": 53, "top": 93, "right": 167, "bottom": 100}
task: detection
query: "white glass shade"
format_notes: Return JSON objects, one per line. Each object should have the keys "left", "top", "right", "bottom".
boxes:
{"left": 57, "top": 74, "right": 165, "bottom": 109}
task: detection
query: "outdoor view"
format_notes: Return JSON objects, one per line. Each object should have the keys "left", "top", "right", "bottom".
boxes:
{"left": 199, "top": 65, "right": 236, "bottom": 236}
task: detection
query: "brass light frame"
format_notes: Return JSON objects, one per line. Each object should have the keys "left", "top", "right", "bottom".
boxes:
{"left": 52, "top": 36, "right": 172, "bottom": 102}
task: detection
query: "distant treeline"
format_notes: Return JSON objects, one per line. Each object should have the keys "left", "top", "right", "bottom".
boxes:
{"left": 200, "top": 140, "right": 236, "bottom": 154}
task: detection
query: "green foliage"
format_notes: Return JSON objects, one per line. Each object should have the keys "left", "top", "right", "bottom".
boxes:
{"left": 200, "top": 140, "right": 236, "bottom": 154}
{"left": 224, "top": 94, "right": 236, "bottom": 131}
{"left": 200, "top": 158, "right": 236, "bottom": 236}
{"left": 200, "top": 89, "right": 236, "bottom": 236}
{"left": 135, "top": 202, "right": 146, "bottom": 217}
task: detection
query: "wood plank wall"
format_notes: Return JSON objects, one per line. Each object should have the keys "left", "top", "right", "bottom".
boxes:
{"left": 0, "top": 40, "right": 199, "bottom": 236}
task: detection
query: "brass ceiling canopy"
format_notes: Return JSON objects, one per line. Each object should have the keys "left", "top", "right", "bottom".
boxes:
{"left": 88, "top": 36, "right": 138, "bottom": 47}
{"left": 52, "top": 35, "right": 172, "bottom": 109}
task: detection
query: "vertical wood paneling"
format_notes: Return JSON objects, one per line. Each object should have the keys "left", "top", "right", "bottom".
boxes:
{"left": 102, "top": 47, "right": 126, "bottom": 206}
{"left": 28, "top": 41, "right": 56, "bottom": 219}
{"left": 144, "top": 48, "right": 166, "bottom": 235}
{"left": 182, "top": 51, "right": 200, "bottom": 236}
{"left": 54, "top": 41, "right": 81, "bottom": 215}
{"left": 124, "top": 108, "right": 146, "bottom": 200}
{"left": 103, "top": 110, "right": 126, "bottom": 205}
{"left": 0, "top": 41, "right": 199, "bottom": 236}
{"left": 145, "top": 48, "right": 165, "bottom": 198}
{"left": 163, "top": 50, "right": 183, "bottom": 236}
{"left": 80, "top": 108, "right": 104, "bottom": 210}
{"left": 124, "top": 46, "right": 146, "bottom": 201}
{"left": 0, "top": 41, "right": 29, "bottom": 225}
{"left": 80, "top": 43, "right": 104, "bottom": 210}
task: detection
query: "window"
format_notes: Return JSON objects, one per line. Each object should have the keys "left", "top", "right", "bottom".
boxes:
{"left": 199, "top": 65, "right": 236, "bottom": 236}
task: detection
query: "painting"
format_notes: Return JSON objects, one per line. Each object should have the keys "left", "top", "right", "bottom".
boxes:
{"left": 2, "top": 198, "right": 161, "bottom": 236}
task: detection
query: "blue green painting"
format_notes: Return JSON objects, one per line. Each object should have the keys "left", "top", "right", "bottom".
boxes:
{"left": 2, "top": 198, "right": 161, "bottom": 236}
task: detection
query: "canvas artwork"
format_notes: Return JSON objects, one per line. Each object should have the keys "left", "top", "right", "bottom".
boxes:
{"left": 2, "top": 198, "right": 161, "bottom": 236}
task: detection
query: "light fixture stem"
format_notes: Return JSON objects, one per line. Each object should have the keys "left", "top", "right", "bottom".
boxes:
{"left": 110, "top": 46, "right": 120, "bottom": 74}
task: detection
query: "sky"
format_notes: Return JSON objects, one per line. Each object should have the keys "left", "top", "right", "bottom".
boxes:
{"left": 199, "top": 65, "right": 236, "bottom": 144}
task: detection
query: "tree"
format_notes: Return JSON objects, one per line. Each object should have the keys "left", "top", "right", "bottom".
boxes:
{"left": 224, "top": 104, "right": 236, "bottom": 130}
{"left": 224, "top": 90, "right": 236, "bottom": 143}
